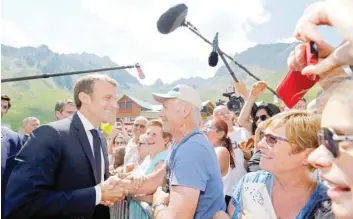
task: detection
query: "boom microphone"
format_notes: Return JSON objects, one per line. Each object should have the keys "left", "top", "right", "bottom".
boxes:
{"left": 156, "top": 3, "right": 281, "bottom": 98}
{"left": 135, "top": 63, "right": 145, "bottom": 80}
{"left": 157, "top": 4, "right": 188, "bottom": 34}
{"left": 208, "top": 32, "right": 219, "bottom": 67}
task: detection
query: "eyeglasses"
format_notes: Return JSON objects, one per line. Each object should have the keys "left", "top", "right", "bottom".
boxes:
{"left": 115, "top": 141, "right": 126, "bottom": 145}
{"left": 318, "top": 127, "right": 353, "bottom": 158}
{"left": 134, "top": 124, "right": 146, "bottom": 129}
{"left": 218, "top": 112, "right": 230, "bottom": 116}
{"left": 255, "top": 115, "right": 268, "bottom": 122}
{"left": 264, "top": 133, "right": 288, "bottom": 147}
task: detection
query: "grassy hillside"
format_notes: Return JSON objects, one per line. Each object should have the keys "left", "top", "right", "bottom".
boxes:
{"left": 1, "top": 72, "right": 72, "bottom": 131}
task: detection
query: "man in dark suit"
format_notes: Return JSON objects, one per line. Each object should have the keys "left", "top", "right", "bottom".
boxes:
{"left": 1, "top": 127, "right": 22, "bottom": 216}
{"left": 4, "top": 74, "right": 127, "bottom": 219}
{"left": 21, "top": 117, "right": 40, "bottom": 145}
{"left": 1, "top": 95, "right": 23, "bottom": 218}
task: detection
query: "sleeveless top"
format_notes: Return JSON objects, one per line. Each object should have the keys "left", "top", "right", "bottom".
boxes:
{"left": 129, "top": 150, "right": 169, "bottom": 219}
{"left": 216, "top": 146, "right": 232, "bottom": 196}
{"left": 145, "top": 150, "right": 169, "bottom": 175}
{"left": 222, "top": 156, "right": 232, "bottom": 196}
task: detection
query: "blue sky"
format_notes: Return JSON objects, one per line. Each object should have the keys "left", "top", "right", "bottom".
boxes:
{"left": 2, "top": 0, "right": 342, "bottom": 84}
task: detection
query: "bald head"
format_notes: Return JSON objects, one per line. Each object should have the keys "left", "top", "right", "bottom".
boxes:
{"left": 159, "top": 98, "right": 199, "bottom": 134}
{"left": 213, "top": 105, "right": 233, "bottom": 126}
{"left": 23, "top": 117, "right": 40, "bottom": 135}
{"left": 132, "top": 116, "right": 148, "bottom": 137}
{"left": 213, "top": 105, "right": 227, "bottom": 116}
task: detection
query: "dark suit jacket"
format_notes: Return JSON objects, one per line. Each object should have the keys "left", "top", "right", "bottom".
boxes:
{"left": 4, "top": 113, "right": 110, "bottom": 219}
{"left": 1, "top": 127, "right": 23, "bottom": 218}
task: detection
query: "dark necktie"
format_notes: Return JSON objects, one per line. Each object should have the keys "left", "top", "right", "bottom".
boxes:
{"left": 90, "top": 129, "right": 102, "bottom": 183}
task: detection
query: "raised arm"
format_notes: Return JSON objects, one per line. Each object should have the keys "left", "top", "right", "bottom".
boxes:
{"left": 238, "top": 81, "right": 267, "bottom": 133}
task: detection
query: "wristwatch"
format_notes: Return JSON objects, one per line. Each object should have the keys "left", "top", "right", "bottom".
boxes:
{"left": 152, "top": 203, "right": 167, "bottom": 213}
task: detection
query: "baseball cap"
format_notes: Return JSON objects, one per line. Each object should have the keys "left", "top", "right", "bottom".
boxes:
{"left": 152, "top": 85, "right": 202, "bottom": 110}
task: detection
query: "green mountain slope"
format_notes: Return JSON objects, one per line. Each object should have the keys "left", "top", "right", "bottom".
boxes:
{"left": 1, "top": 70, "right": 72, "bottom": 131}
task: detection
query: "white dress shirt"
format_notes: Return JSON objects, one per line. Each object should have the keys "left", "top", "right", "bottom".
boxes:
{"left": 77, "top": 111, "right": 105, "bottom": 205}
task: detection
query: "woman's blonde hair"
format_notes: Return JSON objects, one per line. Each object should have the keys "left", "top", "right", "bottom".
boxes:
{"left": 147, "top": 120, "right": 172, "bottom": 146}
{"left": 265, "top": 110, "right": 321, "bottom": 154}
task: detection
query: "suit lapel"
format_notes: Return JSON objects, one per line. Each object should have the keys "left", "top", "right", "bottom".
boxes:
{"left": 72, "top": 113, "right": 98, "bottom": 184}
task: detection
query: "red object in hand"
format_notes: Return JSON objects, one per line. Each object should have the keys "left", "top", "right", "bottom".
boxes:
{"left": 277, "top": 42, "right": 320, "bottom": 108}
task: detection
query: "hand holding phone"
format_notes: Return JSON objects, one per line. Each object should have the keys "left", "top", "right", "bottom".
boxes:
{"left": 277, "top": 42, "right": 320, "bottom": 108}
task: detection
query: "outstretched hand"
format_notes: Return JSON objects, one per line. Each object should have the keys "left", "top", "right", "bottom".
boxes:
{"left": 100, "top": 176, "right": 129, "bottom": 206}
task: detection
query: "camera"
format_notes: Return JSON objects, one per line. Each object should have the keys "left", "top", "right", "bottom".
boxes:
{"left": 223, "top": 92, "right": 245, "bottom": 116}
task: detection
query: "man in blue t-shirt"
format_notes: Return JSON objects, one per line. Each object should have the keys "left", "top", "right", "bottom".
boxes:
{"left": 151, "top": 85, "right": 226, "bottom": 219}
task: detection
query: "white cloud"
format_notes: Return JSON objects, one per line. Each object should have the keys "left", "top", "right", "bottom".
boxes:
{"left": 81, "top": 0, "right": 271, "bottom": 85}
{"left": 1, "top": 19, "right": 29, "bottom": 47}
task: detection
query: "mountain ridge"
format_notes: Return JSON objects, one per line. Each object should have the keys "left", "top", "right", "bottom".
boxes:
{"left": 2, "top": 42, "right": 319, "bottom": 131}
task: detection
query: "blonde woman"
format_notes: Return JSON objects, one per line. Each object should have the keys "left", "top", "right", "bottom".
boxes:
{"left": 228, "top": 111, "right": 332, "bottom": 219}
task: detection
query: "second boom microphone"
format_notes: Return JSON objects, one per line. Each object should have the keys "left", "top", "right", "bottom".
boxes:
{"left": 208, "top": 32, "right": 219, "bottom": 67}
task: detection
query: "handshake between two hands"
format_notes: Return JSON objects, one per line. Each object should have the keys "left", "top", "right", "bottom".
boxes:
{"left": 99, "top": 175, "right": 147, "bottom": 207}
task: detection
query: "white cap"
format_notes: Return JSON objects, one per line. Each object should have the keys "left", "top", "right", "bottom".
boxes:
{"left": 152, "top": 85, "right": 202, "bottom": 110}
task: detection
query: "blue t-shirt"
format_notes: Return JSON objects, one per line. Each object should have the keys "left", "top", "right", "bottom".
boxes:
{"left": 166, "top": 129, "right": 226, "bottom": 219}
{"left": 231, "top": 170, "right": 330, "bottom": 219}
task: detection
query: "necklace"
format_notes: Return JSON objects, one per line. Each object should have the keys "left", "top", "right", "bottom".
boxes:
{"left": 275, "top": 180, "right": 316, "bottom": 219}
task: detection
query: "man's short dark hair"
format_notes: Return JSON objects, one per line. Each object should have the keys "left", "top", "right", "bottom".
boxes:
{"left": 73, "top": 74, "right": 117, "bottom": 110}
{"left": 1, "top": 95, "right": 11, "bottom": 110}
{"left": 55, "top": 99, "right": 74, "bottom": 112}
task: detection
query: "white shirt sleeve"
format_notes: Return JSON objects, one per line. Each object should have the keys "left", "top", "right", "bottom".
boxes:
{"left": 95, "top": 184, "right": 102, "bottom": 205}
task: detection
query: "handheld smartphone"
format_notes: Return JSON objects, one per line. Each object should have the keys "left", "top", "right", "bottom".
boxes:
{"left": 277, "top": 42, "right": 320, "bottom": 108}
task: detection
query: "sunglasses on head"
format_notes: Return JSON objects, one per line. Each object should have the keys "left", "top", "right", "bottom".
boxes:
{"left": 255, "top": 115, "right": 268, "bottom": 122}
{"left": 264, "top": 133, "right": 289, "bottom": 147}
{"left": 134, "top": 124, "right": 146, "bottom": 129}
{"left": 318, "top": 127, "right": 353, "bottom": 158}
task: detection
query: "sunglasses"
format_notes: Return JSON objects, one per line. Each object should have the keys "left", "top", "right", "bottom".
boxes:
{"left": 318, "top": 127, "right": 353, "bottom": 158}
{"left": 134, "top": 124, "right": 146, "bottom": 129}
{"left": 264, "top": 133, "right": 288, "bottom": 147}
{"left": 138, "top": 142, "right": 147, "bottom": 147}
{"left": 255, "top": 115, "right": 268, "bottom": 122}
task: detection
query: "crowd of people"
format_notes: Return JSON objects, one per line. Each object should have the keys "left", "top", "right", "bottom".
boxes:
{"left": 1, "top": 0, "right": 353, "bottom": 218}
